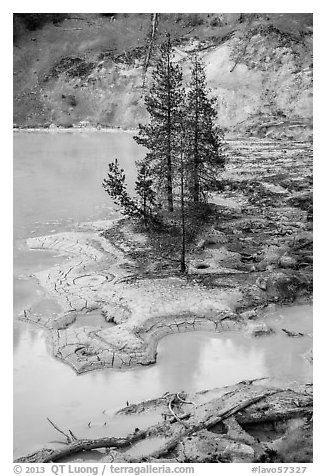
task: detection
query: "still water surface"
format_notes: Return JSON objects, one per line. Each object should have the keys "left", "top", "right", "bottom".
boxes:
{"left": 13, "top": 132, "right": 312, "bottom": 459}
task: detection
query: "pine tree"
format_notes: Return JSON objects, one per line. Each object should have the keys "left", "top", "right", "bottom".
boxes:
{"left": 102, "top": 159, "right": 138, "bottom": 217}
{"left": 134, "top": 160, "right": 156, "bottom": 224}
{"left": 134, "top": 34, "right": 184, "bottom": 212}
{"left": 103, "top": 159, "right": 157, "bottom": 224}
{"left": 179, "top": 122, "right": 187, "bottom": 273}
{"left": 185, "top": 56, "right": 224, "bottom": 203}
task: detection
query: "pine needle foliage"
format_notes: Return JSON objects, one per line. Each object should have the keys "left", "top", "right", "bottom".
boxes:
{"left": 102, "top": 158, "right": 139, "bottom": 217}
{"left": 134, "top": 34, "right": 185, "bottom": 211}
{"left": 185, "top": 55, "right": 225, "bottom": 202}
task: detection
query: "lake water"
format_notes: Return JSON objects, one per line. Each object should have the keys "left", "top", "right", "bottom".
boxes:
{"left": 13, "top": 132, "right": 312, "bottom": 460}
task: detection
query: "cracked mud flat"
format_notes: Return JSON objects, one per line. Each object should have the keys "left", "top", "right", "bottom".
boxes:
{"left": 22, "top": 229, "right": 243, "bottom": 373}
{"left": 19, "top": 138, "right": 313, "bottom": 375}
{"left": 15, "top": 136, "right": 313, "bottom": 462}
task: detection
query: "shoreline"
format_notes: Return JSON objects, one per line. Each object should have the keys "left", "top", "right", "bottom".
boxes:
{"left": 15, "top": 133, "right": 313, "bottom": 462}
{"left": 13, "top": 127, "right": 313, "bottom": 145}
{"left": 19, "top": 216, "right": 312, "bottom": 375}
{"left": 19, "top": 223, "right": 243, "bottom": 373}
{"left": 13, "top": 126, "right": 138, "bottom": 134}
{"left": 16, "top": 137, "right": 313, "bottom": 375}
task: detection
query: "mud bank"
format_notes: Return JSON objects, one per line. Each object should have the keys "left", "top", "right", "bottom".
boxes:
{"left": 16, "top": 378, "right": 313, "bottom": 463}
{"left": 20, "top": 219, "right": 311, "bottom": 374}
{"left": 21, "top": 228, "right": 243, "bottom": 372}
{"left": 19, "top": 139, "right": 313, "bottom": 374}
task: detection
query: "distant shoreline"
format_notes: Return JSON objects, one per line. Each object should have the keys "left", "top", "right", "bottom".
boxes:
{"left": 13, "top": 128, "right": 313, "bottom": 144}
{"left": 13, "top": 126, "right": 137, "bottom": 134}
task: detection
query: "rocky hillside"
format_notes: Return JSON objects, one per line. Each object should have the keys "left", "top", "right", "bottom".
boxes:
{"left": 13, "top": 13, "right": 313, "bottom": 139}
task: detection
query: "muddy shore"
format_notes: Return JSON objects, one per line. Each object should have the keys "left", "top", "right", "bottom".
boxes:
{"left": 19, "top": 139, "right": 313, "bottom": 374}
{"left": 16, "top": 138, "right": 313, "bottom": 463}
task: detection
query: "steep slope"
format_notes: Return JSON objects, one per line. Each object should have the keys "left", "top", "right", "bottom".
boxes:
{"left": 13, "top": 13, "right": 313, "bottom": 139}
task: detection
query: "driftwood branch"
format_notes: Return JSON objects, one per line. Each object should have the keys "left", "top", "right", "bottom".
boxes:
{"left": 16, "top": 384, "right": 312, "bottom": 464}
{"left": 282, "top": 328, "right": 304, "bottom": 337}
{"left": 69, "top": 429, "right": 78, "bottom": 442}
{"left": 176, "top": 392, "right": 196, "bottom": 407}
{"left": 16, "top": 430, "right": 148, "bottom": 463}
{"left": 18, "top": 390, "right": 280, "bottom": 463}
{"left": 168, "top": 395, "right": 188, "bottom": 427}
{"left": 46, "top": 418, "right": 73, "bottom": 444}
{"left": 142, "top": 390, "right": 281, "bottom": 460}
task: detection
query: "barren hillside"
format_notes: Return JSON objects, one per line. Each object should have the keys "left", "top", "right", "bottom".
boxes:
{"left": 13, "top": 13, "right": 313, "bottom": 139}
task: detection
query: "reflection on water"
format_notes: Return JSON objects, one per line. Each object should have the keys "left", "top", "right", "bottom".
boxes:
{"left": 13, "top": 131, "right": 145, "bottom": 457}
{"left": 13, "top": 131, "right": 140, "bottom": 240}
{"left": 13, "top": 306, "right": 312, "bottom": 459}
{"left": 157, "top": 314, "right": 312, "bottom": 393}
{"left": 13, "top": 133, "right": 313, "bottom": 460}
{"left": 13, "top": 130, "right": 143, "bottom": 320}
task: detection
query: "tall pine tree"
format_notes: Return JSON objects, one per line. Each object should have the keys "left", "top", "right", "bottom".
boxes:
{"left": 134, "top": 34, "right": 184, "bottom": 212}
{"left": 185, "top": 56, "right": 224, "bottom": 203}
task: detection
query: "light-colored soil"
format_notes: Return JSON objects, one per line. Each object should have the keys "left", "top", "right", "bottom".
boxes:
{"left": 19, "top": 139, "right": 313, "bottom": 374}
{"left": 14, "top": 14, "right": 312, "bottom": 139}
{"left": 23, "top": 229, "right": 243, "bottom": 372}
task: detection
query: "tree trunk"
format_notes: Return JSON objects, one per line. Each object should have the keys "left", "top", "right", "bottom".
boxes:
{"left": 180, "top": 148, "right": 186, "bottom": 273}
{"left": 166, "top": 35, "right": 174, "bottom": 212}
{"left": 193, "top": 59, "right": 200, "bottom": 203}
{"left": 16, "top": 384, "right": 312, "bottom": 464}
{"left": 142, "top": 14, "right": 159, "bottom": 88}
{"left": 17, "top": 390, "right": 282, "bottom": 463}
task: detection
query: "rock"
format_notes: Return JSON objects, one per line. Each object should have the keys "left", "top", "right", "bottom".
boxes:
{"left": 282, "top": 328, "right": 304, "bottom": 337}
{"left": 266, "top": 264, "right": 276, "bottom": 272}
{"left": 102, "top": 302, "right": 131, "bottom": 324}
{"left": 49, "top": 123, "right": 58, "bottom": 130}
{"left": 222, "top": 441, "right": 255, "bottom": 462}
{"left": 247, "top": 322, "right": 275, "bottom": 337}
{"left": 79, "top": 120, "right": 91, "bottom": 128}
{"left": 303, "top": 347, "right": 313, "bottom": 365}
{"left": 279, "top": 254, "right": 297, "bottom": 269}
{"left": 256, "top": 261, "right": 267, "bottom": 272}
{"left": 264, "top": 272, "right": 312, "bottom": 301}
{"left": 195, "top": 239, "right": 206, "bottom": 251}
{"left": 240, "top": 309, "right": 258, "bottom": 320}
{"left": 265, "top": 303, "right": 277, "bottom": 313}
{"left": 256, "top": 277, "right": 267, "bottom": 290}
{"left": 220, "top": 254, "right": 248, "bottom": 271}
{"left": 204, "top": 230, "right": 227, "bottom": 246}
{"left": 261, "top": 245, "right": 287, "bottom": 266}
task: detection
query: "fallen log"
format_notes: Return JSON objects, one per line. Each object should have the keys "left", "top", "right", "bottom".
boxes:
{"left": 282, "top": 328, "right": 304, "bottom": 337}
{"left": 16, "top": 430, "right": 148, "bottom": 463}
{"left": 137, "top": 390, "right": 281, "bottom": 460}
{"left": 15, "top": 384, "right": 313, "bottom": 464}
{"left": 16, "top": 390, "right": 279, "bottom": 463}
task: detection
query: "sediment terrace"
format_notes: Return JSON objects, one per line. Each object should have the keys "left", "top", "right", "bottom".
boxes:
{"left": 21, "top": 229, "right": 243, "bottom": 372}
{"left": 19, "top": 139, "right": 313, "bottom": 374}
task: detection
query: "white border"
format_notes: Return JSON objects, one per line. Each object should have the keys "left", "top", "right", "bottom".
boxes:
{"left": 3, "top": 2, "right": 323, "bottom": 474}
